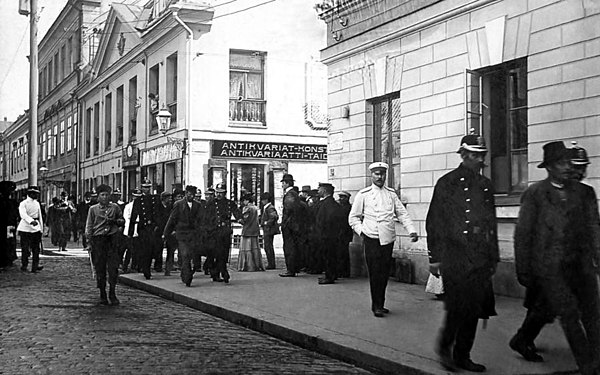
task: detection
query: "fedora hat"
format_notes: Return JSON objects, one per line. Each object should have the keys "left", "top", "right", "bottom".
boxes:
{"left": 538, "top": 141, "right": 569, "bottom": 168}
{"left": 280, "top": 173, "right": 295, "bottom": 183}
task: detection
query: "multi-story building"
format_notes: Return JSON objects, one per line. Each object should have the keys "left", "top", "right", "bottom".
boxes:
{"left": 0, "top": 113, "right": 29, "bottom": 197}
{"left": 319, "top": 0, "right": 600, "bottom": 296}
{"left": 78, "top": 0, "right": 328, "bottom": 205}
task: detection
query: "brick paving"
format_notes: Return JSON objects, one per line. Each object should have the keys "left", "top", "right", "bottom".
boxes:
{"left": 0, "top": 256, "right": 373, "bottom": 375}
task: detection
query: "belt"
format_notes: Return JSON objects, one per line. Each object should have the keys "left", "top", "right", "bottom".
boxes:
{"left": 216, "top": 222, "right": 230, "bottom": 228}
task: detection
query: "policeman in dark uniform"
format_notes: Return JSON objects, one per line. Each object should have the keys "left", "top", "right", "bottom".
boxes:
{"left": 128, "top": 179, "right": 159, "bottom": 279}
{"left": 155, "top": 191, "right": 175, "bottom": 275}
{"left": 205, "top": 183, "right": 241, "bottom": 283}
{"left": 315, "top": 182, "right": 344, "bottom": 285}
{"left": 426, "top": 134, "right": 499, "bottom": 372}
{"left": 337, "top": 191, "right": 353, "bottom": 278}
{"left": 192, "top": 188, "right": 208, "bottom": 273}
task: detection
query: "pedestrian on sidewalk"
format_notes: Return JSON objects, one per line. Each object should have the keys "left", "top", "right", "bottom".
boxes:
{"left": 279, "top": 174, "right": 307, "bottom": 277}
{"left": 163, "top": 185, "right": 204, "bottom": 287}
{"left": 348, "top": 162, "right": 418, "bottom": 317}
{"left": 155, "top": 191, "right": 175, "bottom": 276}
{"left": 122, "top": 189, "right": 141, "bottom": 273}
{"left": 128, "top": 179, "right": 159, "bottom": 280}
{"left": 315, "top": 182, "right": 344, "bottom": 285}
{"left": 85, "top": 184, "right": 125, "bottom": 305}
{"left": 238, "top": 192, "right": 265, "bottom": 272}
{"left": 513, "top": 141, "right": 600, "bottom": 375}
{"left": 0, "top": 181, "right": 19, "bottom": 269}
{"left": 17, "top": 186, "right": 45, "bottom": 273}
{"left": 259, "top": 192, "right": 279, "bottom": 270}
{"left": 426, "top": 133, "right": 499, "bottom": 373}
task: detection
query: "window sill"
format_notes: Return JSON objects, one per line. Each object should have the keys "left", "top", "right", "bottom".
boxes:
{"left": 228, "top": 121, "right": 266, "bottom": 129}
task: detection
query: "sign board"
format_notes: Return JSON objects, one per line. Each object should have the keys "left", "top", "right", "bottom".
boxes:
{"left": 212, "top": 140, "right": 327, "bottom": 161}
{"left": 122, "top": 143, "right": 139, "bottom": 168}
{"left": 140, "top": 143, "right": 182, "bottom": 166}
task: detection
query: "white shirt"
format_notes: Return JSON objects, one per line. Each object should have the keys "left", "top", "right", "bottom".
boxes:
{"left": 123, "top": 201, "right": 138, "bottom": 237}
{"left": 348, "top": 184, "right": 416, "bottom": 245}
{"left": 17, "top": 197, "right": 44, "bottom": 233}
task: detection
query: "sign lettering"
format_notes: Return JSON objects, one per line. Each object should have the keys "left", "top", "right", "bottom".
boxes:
{"left": 212, "top": 140, "right": 327, "bottom": 161}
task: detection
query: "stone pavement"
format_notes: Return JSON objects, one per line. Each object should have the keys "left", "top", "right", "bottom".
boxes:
{"left": 120, "top": 266, "right": 578, "bottom": 375}
{"left": 0, "top": 256, "right": 374, "bottom": 375}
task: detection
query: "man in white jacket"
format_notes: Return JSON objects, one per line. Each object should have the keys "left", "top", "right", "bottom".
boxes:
{"left": 18, "top": 186, "right": 44, "bottom": 273}
{"left": 348, "top": 162, "right": 418, "bottom": 317}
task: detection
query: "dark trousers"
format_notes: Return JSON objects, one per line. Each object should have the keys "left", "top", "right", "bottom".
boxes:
{"left": 439, "top": 310, "right": 479, "bottom": 361}
{"left": 282, "top": 227, "right": 302, "bottom": 274}
{"left": 323, "top": 237, "right": 338, "bottom": 281}
{"left": 362, "top": 234, "right": 393, "bottom": 311}
{"left": 19, "top": 231, "right": 42, "bottom": 271}
{"left": 263, "top": 234, "right": 276, "bottom": 269}
{"left": 137, "top": 227, "right": 155, "bottom": 278}
{"left": 151, "top": 231, "right": 163, "bottom": 271}
{"left": 212, "top": 228, "right": 232, "bottom": 280}
{"left": 307, "top": 236, "right": 323, "bottom": 273}
{"left": 178, "top": 240, "right": 195, "bottom": 284}
{"left": 337, "top": 240, "right": 351, "bottom": 277}
{"left": 90, "top": 234, "right": 120, "bottom": 289}
{"left": 164, "top": 236, "right": 177, "bottom": 273}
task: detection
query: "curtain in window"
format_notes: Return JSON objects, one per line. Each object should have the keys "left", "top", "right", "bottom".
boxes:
{"left": 230, "top": 72, "right": 245, "bottom": 98}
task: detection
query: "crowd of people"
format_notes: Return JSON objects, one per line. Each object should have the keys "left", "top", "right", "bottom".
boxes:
{"left": 1, "top": 135, "right": 598, "bottom": 374}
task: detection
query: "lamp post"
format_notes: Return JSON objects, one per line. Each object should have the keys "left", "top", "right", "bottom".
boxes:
{"left": 156, "top": 105, "right": 187, "bottom": 187}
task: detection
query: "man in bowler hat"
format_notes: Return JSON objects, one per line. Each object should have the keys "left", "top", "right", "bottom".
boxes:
{"left": 259, "top": 192, "right": 279, "bottom": 270}
{"left": 513, "top": 141, "right": 600, "bottom": 375}
{"left": 427, "top": 134, "right": 498, "bottom": 372}
{"left": 279, "top": 173, "right": 306, "bottom": 277}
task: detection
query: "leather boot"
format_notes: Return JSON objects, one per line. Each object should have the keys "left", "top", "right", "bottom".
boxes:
{"left": 99, "top": 288, "right": 109, "bottom": 305}
{"left": 109, "top": 286, "right": 119, "bottom": 306}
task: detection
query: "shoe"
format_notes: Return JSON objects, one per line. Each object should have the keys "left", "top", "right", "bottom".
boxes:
{"left": 373, "top": 309, "right": 385, "bottom": 318}
{"left": 164, "top": 270, "right": 171, "bottom": 276}
{"left": 455, "top": 359, "right": 486, "bottom": 372}
{"left": 185, "top": 282, "right": 191, "bottom": 287}
{"left": 212, "top": 277, "right": 224, "bottom": 282}
{"left": 100, "top": 290, "right": 109, "bottom": 305}
{"left": 204, "top": 269, "right": 210, "bottom": 275}
{"left": 109, "top": 294, "right": 120, "bottom": 306}
{"left": 144, "top": 275, "right": 152, "bottom": 280}
{"left": 435, "top": 344, "right": 457, "bottom": 372}
{"left": 31, "top": 266, "right": 43, "bottom": 273}
{"left": 223, "top": 277, "right": 230, "bottom": 284}
{"left": 381, "top": 307, "right": 390, "bottom": 314}
{"left": 279, "top": 272, "right": 296, "bottom": 277}
{"left": 318, "top": 278, "right": 335, "bottom": 285}
{"left": 509, "top": 335, "right": 543, "bottom": 362}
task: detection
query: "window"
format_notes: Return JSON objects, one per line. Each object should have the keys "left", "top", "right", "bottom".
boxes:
{"left": 60, "top": 120, "right": 65, "bottom": 155}
{"left": 105, "top": 93, "right": 112, "bottom": 150}
{"left": 116, "top": 85, "right": 124, "bottom": 145}
{"left": 61, "top": 45, "right": 67, "bottom": 80}
{"left": 47, "top": 62, "right": 52, "bottom": 93}
{"left": 149, "top": 64, "right": 159, "bottom": 133}
{"left": 67, "top": 116, "right": 72, "bottom": 152}
{"left": 372, "top": 93, "right": 401, "bottom": 190}
{"left": 466, "top": 58, "right": 528, "bottom": 196}
{"left": 229, "top": 50, "right": 266, "bottom": 125}
{"left": 129, "top": 76, "right": 138, "bottom": 140}
{"left": 52, "top": 125, "right": 58, "bottom": 157}
{"left": 67, "top": 36, "right": 73, "bottom": 73}
{"left": 229, "top": 163, "right": 265, "bottom": 204}
{"left": 42, "top": 132, "right": 47, "bottom": 161}
{"left": 85, "top": 107, "right": 92, "bottom": 157}
{"left": 11, "top": 142, "right": 17, "bottom": 174}
{"left": 39, "top": 71, "right": 44, "bottom": 99}
{"left": 93, "top": 102, "right": 100, "bottom": 155}
{"left": 47, "top": 129, "right": 52, "bottom": 160}
{"left": 166, "top": 53, "right": 178, "bottom": 127}
{"left": 53, "top": 52, "right": 59, "bottom": 87}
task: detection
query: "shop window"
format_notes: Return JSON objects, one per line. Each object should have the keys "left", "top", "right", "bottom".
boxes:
{"left": 466, "top": 58, "right": 527, "bottom": 198}
{"left": 229, "top": 50, "right": 266, "bottom": 126}
{"left": 149, "top": 64, "right": 159, "bottom": 134}
{"left": 166, "top": 53, "right": 177, "bottom": 127}
{"left": 129, "top": 76, "right": 138, "bottom": 140}
{"left": 372, "top": 93, "right": 401, "bottom": 190}
{"left": 105, "top": 92, "right": 112, "bottom": 151}
{"left": 229, "top": 163, "right": 265, "bottom": 204}
{"left": 93, "top": 102, "right": 100, "bottom": 155}
{"left": 116, "top": 85, "right": 124, "bottom": 146}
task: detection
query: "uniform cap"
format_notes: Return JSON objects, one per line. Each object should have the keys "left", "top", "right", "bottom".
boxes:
{"left": 301, "top": 185, "right": 311, "bottom": 192}
{"left": 318, "top": 182, "right": 334, "bottom": 189}
{"left": 131, "top": 188, "right": 143, "bottom": 197}
{"left": 569, "top": 141, "right": 591, "bottom": 165}
{"left": 368, "top": 162, "right": 389, "bottom": 171}
{"left": 141, "top": 179, "right": 152, "bottom": 187}
{"left": 457, "top": 134, "right": 487, "bottom": 153}
{"left": 308, "top": 189, "right": 319, "bottom": 197}
{"left": 112, "top": 188, "right": 122, "bottom": 195}
{"left": 215, "top": 183, "right": 227, "bottom": 192}
{"left": 206, "top": 187, "right": 216, "bottom": 194}
{"left": 338, "top": 190, "right": 351, "bottom": 197}
{"left": 27, "top": 186, "right": 41, "bottom": 194}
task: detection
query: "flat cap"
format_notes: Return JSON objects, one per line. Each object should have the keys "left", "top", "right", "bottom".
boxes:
{"left": 338, "top": 190, "right": 351, "bottom": 197}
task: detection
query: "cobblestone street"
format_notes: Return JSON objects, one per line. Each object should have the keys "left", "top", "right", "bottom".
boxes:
{"left": 0, "top": 256, "right": 373, "bottom": 375}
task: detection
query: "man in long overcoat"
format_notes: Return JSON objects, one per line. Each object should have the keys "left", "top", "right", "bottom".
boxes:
{"left": 315, "top": 182, "right": 344, "bottom": 284}
{"left": 128, "top": 179, "right": 159, "bottom": 279}
{"left": 426, "top": 134, "right": 499, "bottom": 372}
{"left": 279, "top": 174, "right": 306, "bottom": 277}
{"left": 513, "top": 141, "right": 600, "bottom": 375}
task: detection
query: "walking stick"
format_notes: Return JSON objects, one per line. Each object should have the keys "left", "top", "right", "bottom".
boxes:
{"left": 87, "top": 241, "right": 95, "bottom": 280}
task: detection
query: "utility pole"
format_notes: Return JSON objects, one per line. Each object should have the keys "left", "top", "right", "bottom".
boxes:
{"left": 27, "top": 0, "right": 39, "bottom": 186}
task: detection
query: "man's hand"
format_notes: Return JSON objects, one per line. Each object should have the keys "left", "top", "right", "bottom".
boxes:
{"left": 30, "top": 220, "right": 38, "bottom": 227}
{"left": 409, "top": 232, "right": 419, "bottom": 242}
{"left": 429, "top": 262, "right": 441, "bottom": 277}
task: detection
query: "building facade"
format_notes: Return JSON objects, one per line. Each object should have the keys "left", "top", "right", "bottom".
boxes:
{"left": 78, "top": 0, "right": 328, "bottom": 206}
{"left": 319, "top": 0, "right": 600, "bottom": 296}
{"left": 1, "top": 113, "right": 29, "bottom": 198}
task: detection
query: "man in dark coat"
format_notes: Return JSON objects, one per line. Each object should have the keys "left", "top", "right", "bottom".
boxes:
{"left": 155, "top": 191, "right": 175, "bottom": 276}
{"left": 128, "top": 179, "right": 159, "bottom": 279}
{"left": 513, "top": 141, "right": 600, "bottom": 375}
{"left": 337, "top": 191, "right": 353, "bottom": 278}
{"left": 204, "top": 183, "right": 241, "bottom": 283}
{"left": 77, "top": 192, "right": 96, "bottom": 248}
{"left": 315, "top": 182, "right": 344, "bottom": 285}
{"left": 163, "top": 185, "right": 203, "bottom": 286}
{"left": 279, "top": 174, "right": 306, "bottom": 277}
{"left": 426, "top": 134, "right": 499, "bottom": 373}
{"left": 259, "top": 192, "right": 279, "bottom": 270}
{"left": 0, "top": 181, "right": 19, "bottom": 268}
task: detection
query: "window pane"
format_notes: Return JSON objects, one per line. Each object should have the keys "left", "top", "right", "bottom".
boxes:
{"left": 230, "top": 53, "right": 262, "bottom": 71}
{"left": 511, "top": 149, "right": 527, "bottom": 193}
{"left": 510, "top": 108, "right": 527, "bottom": 149}
{"left": 230, "top": 72, "right": 245, "bottom": 98}
{"left": 246, "top": 73, "right": 262, "bottom": 99}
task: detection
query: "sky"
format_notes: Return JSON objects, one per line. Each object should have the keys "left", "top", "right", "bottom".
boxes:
{"left": 0, "top": 0, "right": 68, "bottom": 122}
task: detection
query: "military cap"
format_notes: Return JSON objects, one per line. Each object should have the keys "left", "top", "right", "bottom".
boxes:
{"left": 569, "top": 141, "right": 591, "bottom": 165}
{"left": 206, "top": 187, "right": 216, "bottom": 194}
{"left": 338, "top": 190, "right": 351, "bottom": 197}
{"left": 215, "top": 183, "right": 227, "bottom": 192}
{"left": 160, "top": 191, "right": 172, "bottom": 199}
{"left": 27, "top": 186, "right": 41, "bottom": 194}
{"left": 131, "top": 188, "right": 143, "bottom": 197}
{"left": 368, "top": 162, "right": 389, "bottom": 171}
{"left": 457, "top": 134, "right": 487, "bottom": 153}
{"left": 141, "top": 179, "right": 152, "bottom": 187}
{"left": 185, "top": 185, "right": 198, "bottom": 194}
{"left": 538, "top": 141, "right": 568, "bottom": 168}
{"left": 90, "top": 189, "right": 98, "bottom": 197}
{"left": 280, "top": 173, "right": 295, "bottom": 183}
{"left": 301, "top": 185, "right": 311, "bottom": 192}
{"left": 112, "top": 188, "right": 122, "bottom": 195}
{"left": 96, "top": 184, "right": 112, "bottom": 194}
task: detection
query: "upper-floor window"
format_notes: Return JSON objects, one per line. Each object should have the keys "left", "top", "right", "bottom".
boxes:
{"left": 229, "top": 50, "right": 266, "bottom": 126}
{"left": 53, "top": 52, "right": 59, "bottom": 87}
{"left": 61, "top": 45, "right": 67, "bottom": 80}
{"left": 93, "top": 102, "right": 100, "bottom": 155}
{"left": 42, "top": 132, "right": 47, "bottom": 161}
{"left": 116, "top": 85, "right": 124, "bottom": 146}
{"left": 67, "top": 116, "right": 73, "bottom": 152}
{"left": 149, "top": 64, "right": 160, "bottom": 134}
{"left": 59, "top": 120, "right": 65, "bottom": 155}
{"left": 105, "top": 92, "right": 112, "bottom": 150}
{"left": 52, "top": 125, "right": 58, "bottom": 158}
{"left": 47, "top": 61, "right": 52, "bottom": 94}
{"left": 129, "top": 76, "right": 138, "bottom": 140}
{"left": 166, "top": 53, "right": 178, "bottom": 127}
{"left": 85, "top": 107, "right": 92, "bottom": 158}
{"left": 372, "top": 93, "right": 401, "bottom": 190}
{"left": 466, "top": 58, "right": 528, "bottom": 198}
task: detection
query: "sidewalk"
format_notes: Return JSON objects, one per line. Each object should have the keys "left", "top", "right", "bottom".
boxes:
{"left": 119, "top": 266, "right": 577, "bottom": 375}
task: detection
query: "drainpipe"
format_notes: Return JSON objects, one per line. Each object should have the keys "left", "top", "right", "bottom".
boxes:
{"left": 172, "top": 10, "right": 193, "bottom": 187}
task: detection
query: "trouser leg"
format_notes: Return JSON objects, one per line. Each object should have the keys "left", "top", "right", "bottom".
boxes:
{"left": 30, "top": 232, "right": 42, "bottom": 270}
{"left": 152, "top": 232, "right": 163, "bottom": 271}
{"left": 281, "top": 228, "right": 296, "bottom": 274}
{"left": 517, "top": 309, "right": 550, "bottom": 345}
{"left": 363, "top": 235, "right": 393, "bottom": 310}
{"left": 138, "top": 229, "right": 153, "bottom": 278}
{"left": 576, "top": 273, "right": 600, "bottom": 366}
{"left": 178, "top": 241, "right": 193, "bottom": 285}
{"left": 324, "top": 237, "right": 338, "bottom": 281}
{"left": 439, "top": 309, "right": 460, "bottom": 352}
{"left": 263, "top": 234, "right": 275, "bottom": 268}
{"left": 453, "top": 315, "right": 479, "bottom": 361}
{"left": 92, "top": 236, "right": 108, "bottom": 289}
{"left": 20, "top": 231, "right": 31, "bottom": 269}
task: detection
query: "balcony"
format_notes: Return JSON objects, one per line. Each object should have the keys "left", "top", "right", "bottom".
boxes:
{"left": 229, "top": 99, "right": 266, "bottom": 126}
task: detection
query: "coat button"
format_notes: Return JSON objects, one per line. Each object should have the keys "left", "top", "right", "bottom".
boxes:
{"left": 464, "top": 188, "right": 469, "bottom": 191}
{"left": 466, "top": 209, "right": 470, "bottom": 213}
{"left": 463, "top": 230, "right": 468, "bottom": 234}
{"left": 466, "top": 198, "right": 471, "bottom": 202}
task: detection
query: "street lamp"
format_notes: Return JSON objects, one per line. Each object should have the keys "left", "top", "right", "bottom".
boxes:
{"left": 156, "top": 105, "right": 187, "bottom": 188}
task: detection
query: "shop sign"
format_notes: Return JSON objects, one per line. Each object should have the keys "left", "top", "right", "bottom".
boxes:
{"left": 140, "top": 143, "right": 182, "bottom": 166}
{"left": 212, "top": 140, "right": 327, "bottom": 161}
{"left": 122, "top": 143, "right": 139, "bottom": 168}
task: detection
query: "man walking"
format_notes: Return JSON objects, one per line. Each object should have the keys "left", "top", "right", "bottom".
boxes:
{"left": 259, "top": 192, "right": 279, "bottom": 270}
{"left": 18, "top": 186, "right": 45, "bottom": 273}
{"left": 128, "top": 179, "right": 158, "bottom": 279}
{"left": 513, "top": 141, "right": 600, "bottom": 375}
{"left": 426, "top": 134, "right": 499, "bottom": 372}
{"left": 315, "top": 182, "right": 344, "bottom": 285}
{"left": 279, "top": 174, "right": 306, "bottom": 277}
{"left": 163, "top": 185, "right": 203, "bottom": 287}
{"left": 349, "top": 162, "right": 418, "bottom": 317}
{"left": 155, "top": 191, "right": 175, "bottom": 276}
{"left": 85, "top": 184, "right": 125, "bottom": 305}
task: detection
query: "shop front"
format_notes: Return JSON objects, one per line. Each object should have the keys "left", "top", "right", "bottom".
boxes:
{"left": 140, "top": 142, "right": 184, "bottom": 195}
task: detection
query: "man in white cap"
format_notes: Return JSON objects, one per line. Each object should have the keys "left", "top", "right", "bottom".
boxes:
{"left": 348, "top": 162, "right": 418, "bottom": 317}
{"left": 17, "top": 186, "right": 45, "bottom": 273}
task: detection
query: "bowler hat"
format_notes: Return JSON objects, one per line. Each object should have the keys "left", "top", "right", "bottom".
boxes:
{"left": 27, "top": 186, "right": 41, "bottom": 194}
{"left": 215, "top": 183, "right": 227, "bottom": 192}
{"left": 569, "top": 141, "right": 591, "bottom": 165}
{"left": 538, "top": 141, "right": 569, "bottom": 168}
{"left": 131, "top": 188, "right": 143, "bottom": 197}
{"left": 280, "top": 173, "right": 295, "bottom": 183}
{"left": 457, "top": 134, "right": 487, "bottom": 153}
{"left": 369, "top": 162, "right": 388, "bottom": 171}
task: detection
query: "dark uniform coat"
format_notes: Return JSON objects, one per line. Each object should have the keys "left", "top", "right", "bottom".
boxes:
{"left": 426, "top": 163, "right": 499, "bottom": 319}
{"left": 128, "top": 194, "right": 159, "bottom": 236}
{"left": 315, "top": 196, "right": 343, "bottom": 240}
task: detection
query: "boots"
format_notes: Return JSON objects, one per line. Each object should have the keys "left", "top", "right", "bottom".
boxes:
{"left": 109, "top": 286, "right": 120, "bottom": 306}
{"left": 99, "top": 288, "right": 109, "bottom": 305}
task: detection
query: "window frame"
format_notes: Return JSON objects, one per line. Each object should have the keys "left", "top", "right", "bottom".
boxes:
{"left": 228, "top": 50, "right": 266, "bottom": 127}
{"left": 371, "top": 92, "right": 401, "bottom": 190}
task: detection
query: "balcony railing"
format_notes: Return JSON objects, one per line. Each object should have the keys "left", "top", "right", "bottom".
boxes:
{"left": 229, "top": 99, "right": 266, "bottom": 125}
